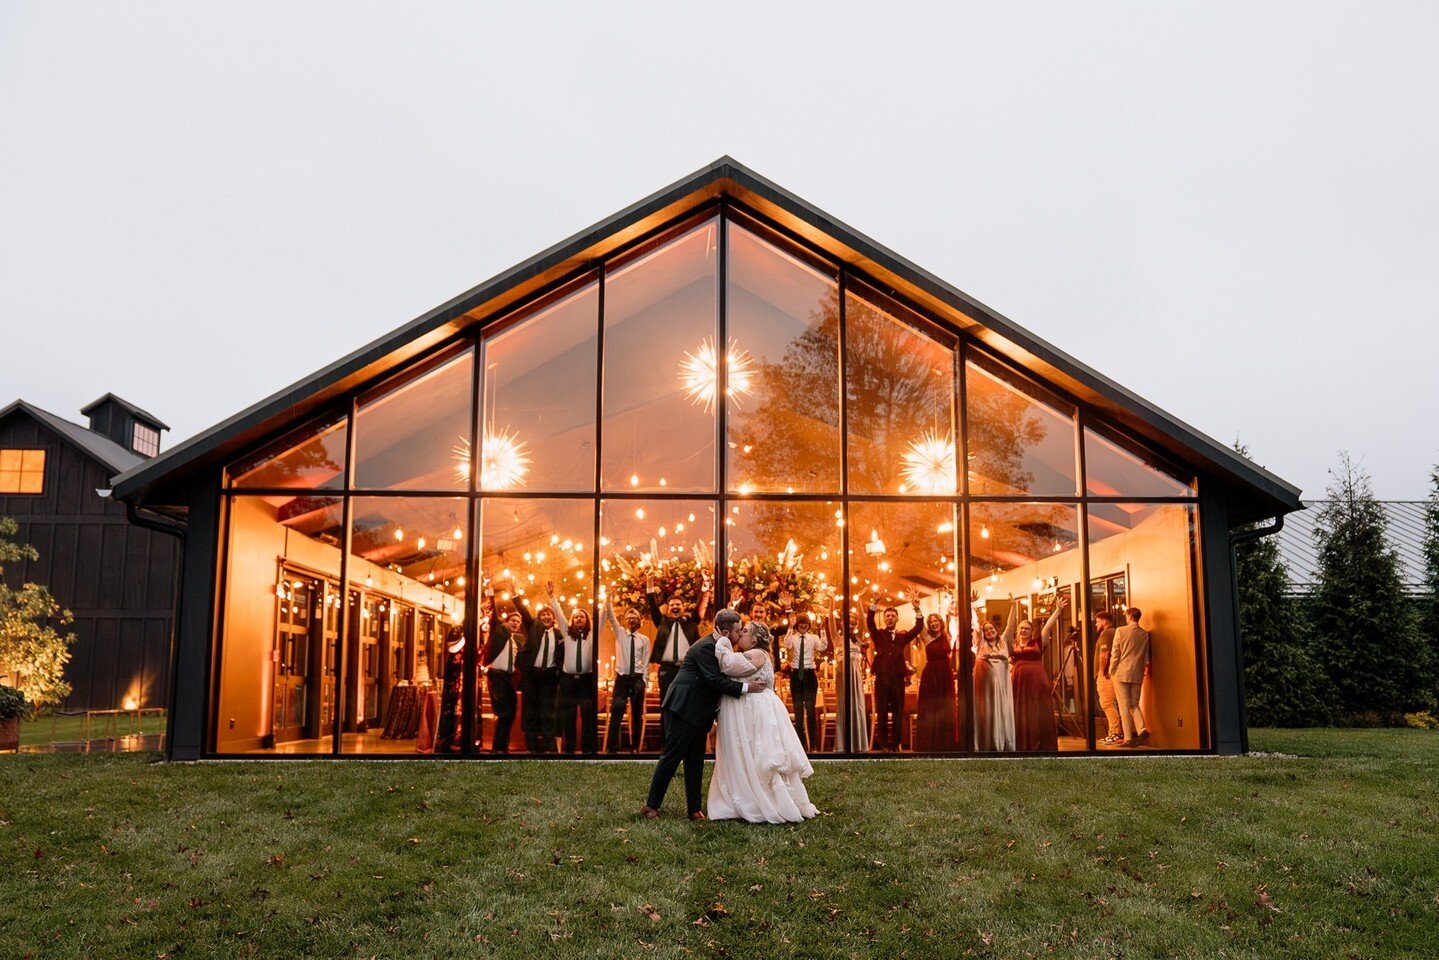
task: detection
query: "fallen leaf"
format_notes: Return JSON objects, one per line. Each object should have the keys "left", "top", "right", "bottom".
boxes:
{"left": 639, "top": 904, "right": 661, "bottom": 923}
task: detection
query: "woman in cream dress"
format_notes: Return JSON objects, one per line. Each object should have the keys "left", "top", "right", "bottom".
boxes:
{"left": 707, "top": 622, "right": 819, "bottom": 824}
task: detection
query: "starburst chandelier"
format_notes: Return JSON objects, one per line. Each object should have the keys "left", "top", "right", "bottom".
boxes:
{"left": 453, "top": 429, "right": 532, "bottom": 490}
{"left": 901, "top": 431, "right": 957, "bottom": 494}
{"left": 679, "top": 337, "right": 754, "bottom": 413}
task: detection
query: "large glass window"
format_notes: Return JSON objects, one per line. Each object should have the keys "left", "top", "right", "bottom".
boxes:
{"left": 0, "top": 449, "right": 46, "bottom": 494}
{"left": 353, "top": 346, "right": 474, "bottom": 491}
{"left": 601, "top": 219, "right": 719, "bottom": 493}
{"left": 214, "top": 205, "right": 1213, "bottom": 758}
{"left": 968, "top": 502, "right": 1084, "bottom": 753}
{"left": 966, "top": 352, "right": 1079, "bottom": 497}
{"left": 1086, "top": 502, "right": 1203, "bottom": 750}
{"left": 725, "top": 222, "right": 841, "bottom": 494}
{"left": 217, "top": 496, "right": 345, "bottom": 754}
{"left": 480, "top": 280, "right": 599, "bottom": 493}
{"left": 228, "top": 414, "right": 347, "bottom": 490}
{"left": 343, "top": 497, "right": 470, "bottom": 754}
{"left": 849, "top": 501, "right": 961, "bottom": 753}
{"left": 846, "top": 288, "right": 957, "bottom": 495}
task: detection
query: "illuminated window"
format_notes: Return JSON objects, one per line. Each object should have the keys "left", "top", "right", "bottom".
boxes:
{"left": 132, "top": 422, "right": 160, "bottom": 457}
{"left": 0, "top": 449, "right": 46, "bottom": 494}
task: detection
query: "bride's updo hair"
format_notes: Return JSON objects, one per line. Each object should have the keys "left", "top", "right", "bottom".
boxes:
{"left": 747, "top": 621, "right": 773, "bottom": 651}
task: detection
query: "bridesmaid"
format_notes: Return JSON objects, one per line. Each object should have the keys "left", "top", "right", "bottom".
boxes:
{"left": 914, "top": 613, "right": 957, "bottom": 751}
{"left": 972, "top": 603, "right": 1017, "bottom": 751}
{"left": 1011, "top": 597, "right": 1066, "bottom": 751}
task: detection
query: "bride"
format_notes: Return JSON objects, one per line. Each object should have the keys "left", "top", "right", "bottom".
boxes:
{"left": 707, "top": 621, "right": 819, "bottom": 823}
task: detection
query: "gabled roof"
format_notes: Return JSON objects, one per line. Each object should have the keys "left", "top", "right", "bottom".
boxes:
{"left": 80, "top": 393, "right": 170, "bottom": 431}
{"left": 1279, "top": 500, "right": 1431, "bottom": 594}
{"left": 110, "top": 156, "right": 1303, "bottom": 522}
{"left": 0, "top": 400, "right": 145, "bottom": 476}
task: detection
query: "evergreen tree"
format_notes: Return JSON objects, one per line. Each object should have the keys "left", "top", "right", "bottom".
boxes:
{"left": 1310, "top": 453, "right": 1434, "bottom": 719}
{"left": 1232, "top": 444, "right": 1335, "bottom": 725}
{"left": 0, "top": 516, "right": 76, "bottom": 712}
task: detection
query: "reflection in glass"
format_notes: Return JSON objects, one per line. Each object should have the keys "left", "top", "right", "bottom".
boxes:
{"left": 480, "top": 281, "right": 599, "bottom": 492}
{"left": 966, "top": 353, "right": 1078, "bottom": 496}
{"left": 478, "top": 498, "right": 595, "bottom": 754}
{"left": 1084, "top": 425, "right": 1195, "bottom": 498}
{"left": 353, "top": 347, "right": 474, "bottom": 491}
{"left": 968, "top": 502, "right": 1083, "bottom": 752}
{"left": 725, "top": 223, "right": 841, "bottom": 494}
{"left": 218, "top": 496, "right": 344, "bottom": 754}
{"left": 1086, "top": 502, "right": 1202, "bottom": 750}
{"left": 845, "top": 289, "right": 956, "bottom": 495}
{"left": 343, "top": 497, "right": 469, "bottom": 754}
{"left": 726, "top": 500, "right": 842, "bottom": 754}
{"left": 228, "top": 415, "right": 347, "bottom": 490}
{"left": 849, "top": 501, "right": 961, "bottom": 752}
{"left": 600, "top": 220, "right": 719, "bottom": 493}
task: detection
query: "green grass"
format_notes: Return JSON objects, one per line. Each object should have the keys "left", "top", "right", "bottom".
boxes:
{"left": 2, "top": 730, "right": 1436, "bottom": 959}
{"left": 18, "top": 713, "right": 167, "bottom": 747}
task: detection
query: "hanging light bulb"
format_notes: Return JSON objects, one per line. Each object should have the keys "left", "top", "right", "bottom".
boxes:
{"left": 394, "top": 528, "right": 405, "bottom": 542}
{"left": 453, "top": 527, "right": 464, "bottom": 540}
{"left": 417, "top": 536, "right": 426, "bottom": 550}
{"left": 980, "top": 525, "right": 990, "bottom": 539}
{"left": 630, "top": 473, "right": 640, "bottom": 487}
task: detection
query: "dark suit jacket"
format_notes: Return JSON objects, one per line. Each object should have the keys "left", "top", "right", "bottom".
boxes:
{"left": 484, "top": 608, "right": 523, "bottom": 676}
{"left": 516, "top": 601, "right": 564, "bottom": 673}
{"left": 660, "top": 635, "right": 744, "bottom": 730}
{"left": 867, "top": 608, "right": 922, "bottom": 678}
{"left": 647, "top": 591, "right": 704, "bottom": 664}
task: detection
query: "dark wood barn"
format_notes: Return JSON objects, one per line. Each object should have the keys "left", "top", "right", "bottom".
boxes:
{"left": 0, "top": 395, "right": 177, "bottom": 711}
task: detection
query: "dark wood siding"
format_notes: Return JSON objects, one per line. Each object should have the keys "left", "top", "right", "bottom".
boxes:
{"left": 0, "top": 411, "right": 177, "bottom": 710}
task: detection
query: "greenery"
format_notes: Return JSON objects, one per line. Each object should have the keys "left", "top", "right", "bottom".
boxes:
{"left": 1233, "top": 446, "right": 1336, "bottom": 727}
{"left": 0, "top": 516, "right": 76, "bottom": 713}
{"left": 0, "top": 683, "right": 26, "bottom": 721}
{"left": 1309, "top": 455, "right": 1435, "bottom": 719}
{"left": 1, "top": 729, "right": 1436, "bottom": 959}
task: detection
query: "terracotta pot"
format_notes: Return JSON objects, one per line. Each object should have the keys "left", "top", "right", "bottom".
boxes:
{"left": 0, "top": 716, "right": 18, "bottom": 752}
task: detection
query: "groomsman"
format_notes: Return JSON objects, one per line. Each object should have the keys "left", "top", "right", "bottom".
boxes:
{"left": 604, "top": 599, "right": 651, "bottom": 753}
{"left": 781, "top": 612, "right": 828, "bottom": 751}
{"left": 1109, "top": 607, "right": 1152, "bottom": 747}
{"left": 867, "top": 599, "right": 923, "bottom": 752}
{"left": 516, "top": 588, "right": 564, "bottom": 753}
{"left": 647, "top": 576, "right": 711, "bottom": 711}
{"left": 483, "top": 593, "right": 522, "bottom": 754}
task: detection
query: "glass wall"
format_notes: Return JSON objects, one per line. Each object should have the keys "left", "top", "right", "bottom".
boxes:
{"left": 213, "top": 204, "right": 1207, "bottom": 757}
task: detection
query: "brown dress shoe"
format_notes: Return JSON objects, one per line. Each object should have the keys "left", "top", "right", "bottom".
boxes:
{"left": 688, "top": 811, "right": 707, "bottom": 822}
{"left": 640, "top": 805, "right": 661, "bottom": 819}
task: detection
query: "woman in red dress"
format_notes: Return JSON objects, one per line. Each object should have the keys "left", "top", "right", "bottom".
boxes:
{"left": 914, "top": 613, "right": 958, "bottom": 751}
{"left": 1010, "top": 597, "right": 1066, "bottom": 752}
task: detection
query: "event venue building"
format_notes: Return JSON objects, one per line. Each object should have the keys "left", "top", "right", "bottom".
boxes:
{"left": 111, "top": 159, "right": 1302, "bottom": 760}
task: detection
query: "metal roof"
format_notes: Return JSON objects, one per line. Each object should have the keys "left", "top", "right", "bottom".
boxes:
{"left": 108, "top": 156, "right": 1303, "bottom": 521}
{"left": 1279, "top": 500, "right": 1432, "bottom": 594}
{"left": 0, "top": 400, "right": 146, "bottom": 476}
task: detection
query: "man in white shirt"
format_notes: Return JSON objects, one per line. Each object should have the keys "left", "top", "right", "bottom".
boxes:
{"left": 483, "top": 594, "right": 523, "bottom": 754}
{"left": 549, "top": 586, "right": 597, "bottom": 754}
{"left": 604, "top": 599, "right": 652, "bottom": 753}
{"left": 516, "top": 590, "right": 564, "bottom": 753}
{"left": 781, "top": 612, "right": 828, "bottom": 751}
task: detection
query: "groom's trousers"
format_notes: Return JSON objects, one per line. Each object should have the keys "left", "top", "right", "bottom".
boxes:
{"left": 646, "top": 711, "right": 709, "bottom": 815}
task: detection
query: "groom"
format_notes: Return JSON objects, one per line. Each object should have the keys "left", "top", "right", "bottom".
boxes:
{"left": 641, "top": 608, "right": 763, "bottom": 821}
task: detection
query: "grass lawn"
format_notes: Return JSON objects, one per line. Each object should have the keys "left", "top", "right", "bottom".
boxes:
{"left": 2, "top": 730, "right": 1436, "bottom": 959}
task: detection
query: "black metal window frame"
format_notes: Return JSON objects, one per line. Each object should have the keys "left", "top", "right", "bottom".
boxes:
{"left": 208, "top": 198, "right": 1211, "bottom": 759}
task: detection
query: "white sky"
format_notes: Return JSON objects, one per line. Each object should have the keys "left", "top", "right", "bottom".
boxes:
{"left": 2, "top": 2, "right": 1436, "bottom": 499}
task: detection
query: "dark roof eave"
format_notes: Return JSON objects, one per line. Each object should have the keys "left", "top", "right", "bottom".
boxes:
{"left": 110, "top": 157, "right": 1302, "bottom": 517}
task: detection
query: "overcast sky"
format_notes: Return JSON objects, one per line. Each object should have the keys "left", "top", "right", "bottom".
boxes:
{"left": 2, "top": 2, "right": 1436, "bottom": 500}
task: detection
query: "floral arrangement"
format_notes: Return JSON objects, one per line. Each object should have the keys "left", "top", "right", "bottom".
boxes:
{"left": 601, "top": 538, "right": 827, "bottom": 622}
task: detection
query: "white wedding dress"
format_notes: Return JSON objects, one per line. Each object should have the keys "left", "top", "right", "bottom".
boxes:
{"left": 706, "top": 638, "right": 819, "bottom": 824}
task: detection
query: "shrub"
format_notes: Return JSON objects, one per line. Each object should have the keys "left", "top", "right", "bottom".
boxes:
{"left": 0, "top": 684, "right": 27, "bottom": 721}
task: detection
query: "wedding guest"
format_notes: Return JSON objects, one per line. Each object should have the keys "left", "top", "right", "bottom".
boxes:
{"left": 834, "top": 609, "right": 870, "bottom": 752}
{"left": 433, "top": 626, "right": 466, "bottom": 753}
{"left": 914, "top": 613, "right": 958, "bottom": 751}
{"left": 647, "top": 575, "right": 711, "bottom": 711}
{"left": 515, "top": 586, "right": 563, "bottom": 753}
{"left": 867, "top": 599, "right": 923, "bottom": 752}
{"left": 1109, "top": 607, "right": 1152, "bottom": 747}
{"left": 1011, "top": 597, "right": 1065, "bottom": 752}
{"left": 552, "top": 595, "right": 597, "bottom": 754}
{"left": 603, "top": 599, "right": 651, "bottom": 753}
{"left": 1092, "top": 610, "right": 1123, "bottom": 744}
{"left": 483, "top": 593, "right": 523, "bottom": 754}
{"left": 972, "top": 602, "right": 1016, "bottom": 751}
{"left": 781, "top": 612, "right": 827, "bottom": 751}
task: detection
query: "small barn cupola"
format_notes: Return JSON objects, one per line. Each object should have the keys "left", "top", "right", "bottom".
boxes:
{"left": 80, "top": 393, "right": 169, "bottom": 458}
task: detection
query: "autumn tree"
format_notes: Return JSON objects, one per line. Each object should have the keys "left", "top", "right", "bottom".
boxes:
{"left": 0, "top": 516, "right": 76, "bottom": 712}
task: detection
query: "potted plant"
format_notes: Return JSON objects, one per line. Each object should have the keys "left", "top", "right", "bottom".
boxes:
{"left": 0, "top": 684, "right": 26, "bottom": 752}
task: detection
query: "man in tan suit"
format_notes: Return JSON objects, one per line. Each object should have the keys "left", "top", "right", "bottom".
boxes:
{"left": 1107, "top": 607, "right": 1151, "bottom": 747}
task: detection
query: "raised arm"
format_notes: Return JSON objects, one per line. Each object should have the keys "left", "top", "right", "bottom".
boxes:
{"left": 1001, "top": 603, "right": 1019, "bottom": 649}
{"left": 1040, "top": 597, "right": 1067, "bottom": 648}
{"left": 898, "top": 599, "right": 924, "bottom": 644}
{"left": 602, "top": 597, "right": 622, "bottom": 639}
{"left": 645, "top": 585, "right": 664, "bottom": 627}
{"left": 866, "top": 605, "right": 880, "bottom": 639}
{"left": 515, "top": 594, "right": 535, "bottom": 633}
{"left": 695, "top": 584, "right": 712, "bottom": 624}
{"left": 545, "top": 584, "right": 569, "bottom": 636}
